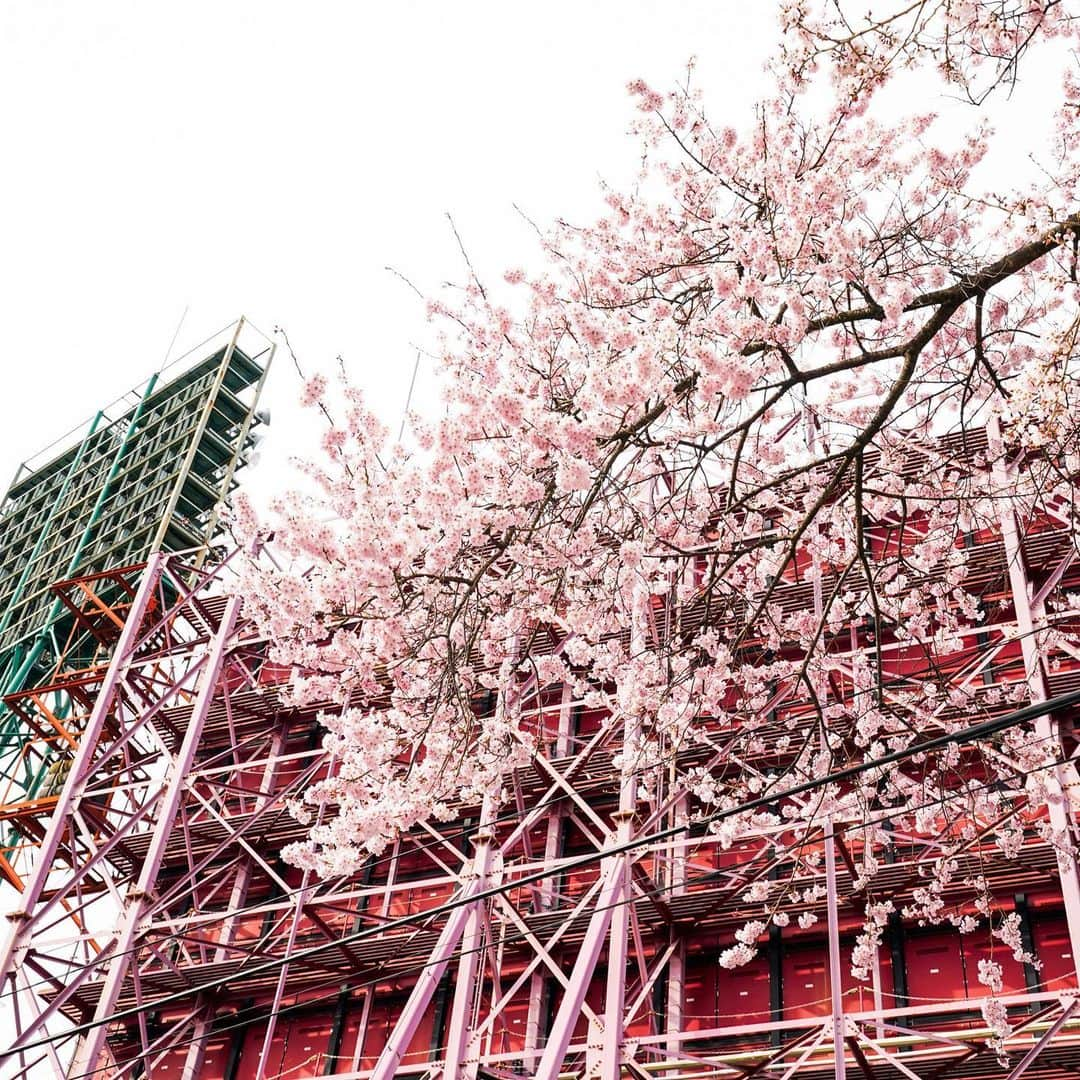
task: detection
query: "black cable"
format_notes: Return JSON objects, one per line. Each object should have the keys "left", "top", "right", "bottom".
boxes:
{"left": 3, "top": 610, "right": 1020, "bottom": 1006}
{"left": 9, "top": 687, "right": 1078, "bottom": 1065}
{"left": 55, "top": 742, "right": 1080, "bottom": 1080}
{"left": 1, "top": 555, "right": 1069, "bottom": 1050}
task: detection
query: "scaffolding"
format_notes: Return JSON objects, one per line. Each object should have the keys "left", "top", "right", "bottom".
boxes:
{"left": 0, "top": 319, "right": 273, "bottom": 889}
{"left": 0, "top": 428, "right": 1077, "bottom": 1079}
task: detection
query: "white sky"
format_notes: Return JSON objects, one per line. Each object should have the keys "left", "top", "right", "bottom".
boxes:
{"left": 0, "top": 1, "right": 777, "bottom": 508}
{"left": 0, "top": 3, "right": 1066, "bottom": 512}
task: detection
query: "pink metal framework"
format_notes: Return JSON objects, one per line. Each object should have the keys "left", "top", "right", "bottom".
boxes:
{"left": 1, "top": 465, "right": 1079, "bottom": 1078}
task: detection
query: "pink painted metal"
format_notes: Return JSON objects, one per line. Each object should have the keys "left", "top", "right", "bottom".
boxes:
{"left": 0, "top": 455, "right": 1079, "bottom": 1079}
{"left": 823, "top": 819, "right": 847, "bottom": 1080}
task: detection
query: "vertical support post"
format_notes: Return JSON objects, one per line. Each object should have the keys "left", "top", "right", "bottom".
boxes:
{"left": 599, "top": 832, "right": 631, "bottom": 1077}
{"left": 870, "top": 937, "right": 885, "bottom": 1039}
{"left": 598, "top": 589, "right": 652, "bottom": 1078}
{"left": 254, "top": 881, "right": 312, "bottom": 1078}
{"left": 442, "top": 795, "right": 498, "bottom": 1080}
{"left": 371, "top": 662, "right": 512, "bottom": 1080}
{"left": 824, "top": 819, "right": 847, "bottom": 1080}
{"left": 993, "top": 425, "right": 1080, "bottom": 970}
{"left": 665, "top": 792, "right": 687, "bottom": 1054}
{"left": 348, "top": 991, "right": 374, "bottom": 1073}
{"left": 253, "top": 721, "right": 326, "bottom": 1080}
{"left": 768, "top": 924, "right": 783, "bottom": 1047}
{"left": 523, "top": 976, "right": 549, "bottom": 1072}
{"left": 536, "top": 590, "right": 648, "bottom": 1080}
{"left": 68, "top": 592, "right": 242, "bottom": 1078}
{"left": 665, "top": 946, "right": 685, "bottom": 1056}
{"left": 1013, "top": 894, "right": 1043, "bottom": 1004}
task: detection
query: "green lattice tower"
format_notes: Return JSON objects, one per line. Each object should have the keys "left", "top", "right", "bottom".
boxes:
{"left": 0, "top": 319, "right": 272, "bottom": 823}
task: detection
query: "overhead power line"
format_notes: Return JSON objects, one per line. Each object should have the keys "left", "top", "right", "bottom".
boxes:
{"left": 8, "top": 686, "right": 1079, "bottom": 1060}
{"left": 59, "top": 738, "right": 1075, "bottom": 1080}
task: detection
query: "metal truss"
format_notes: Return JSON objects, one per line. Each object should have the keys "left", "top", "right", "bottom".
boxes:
{"left": 0, "top": 490, "right": 1079, "bottom": 1077}
{"left": 0, "top": 318, "right": 272, "bottom": 846}
{"left": 0, "top": 551, "right": 247, "bottom": 1078}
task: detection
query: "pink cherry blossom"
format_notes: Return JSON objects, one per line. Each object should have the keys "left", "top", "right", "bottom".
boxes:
{"left": 236, "top": 5, "right": 1080, "bottom": 1031}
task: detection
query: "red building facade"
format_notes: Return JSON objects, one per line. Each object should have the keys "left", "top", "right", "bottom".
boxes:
{"left": 0, "top": 451, "right": 1079, "bottom": 1079}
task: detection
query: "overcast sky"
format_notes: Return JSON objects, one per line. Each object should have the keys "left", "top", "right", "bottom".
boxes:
{"left": 0, "top": 2, "right": 1066, "bottom": 513}
{"left": 0, "top": 2, "right": 778, "bottom": 507}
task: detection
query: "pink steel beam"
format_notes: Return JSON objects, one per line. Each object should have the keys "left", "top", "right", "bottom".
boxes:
{"left": 367, "top": 882, "right": 479, "bottom": 1080}
{"left": 599, "top": 825, "right": 631, "bottom": 1078}
{"left": 0, "top": 553, "right": 166, "bottom": 1066}
{"left": 486, "top": 876, "right": 608, "bottom": 1032}
{"left": 599, "top": 692, "right": 642, "bottom": 1078}
{"left": 67, "top": 593, "right": 241, "bottom": 1078}
{"left": 0, "top": 554, "right": 163, "bottom": 971}
{"left": 994, "top": 435, "right": 1080, "bottom": 970}
{"left": 443, "top": 795, "right": 498, "bottom": 1080}
{"left": 1005, "top": 998, "right": 1079, "bottom": 1079}
{"left": 538, "top": 597, "right": 647, "bottom": 1080}
{"left": 851, "top": 1024, "right": 932, "bottom": 1080}
{"left": 532, "top": 850, "right": 624, "bottom": 1078}
{"left": 254, "top": 894, "right": 309, "bottom": 1080}
{"left": 824, "top": 818, "right": 848, "bottom": 1080}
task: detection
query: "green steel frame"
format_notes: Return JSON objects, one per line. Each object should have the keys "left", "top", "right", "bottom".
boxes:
{"left": 0, "top": 318, "right": 273, "bottom": 844}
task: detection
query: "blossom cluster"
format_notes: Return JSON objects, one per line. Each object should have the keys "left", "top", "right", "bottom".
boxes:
{"left": 236, "top": 1, "right": 1080, "bottom": 1044}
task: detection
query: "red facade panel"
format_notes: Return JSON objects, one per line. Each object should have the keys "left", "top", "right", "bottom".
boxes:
{"left": 782, "top": 946, "right": 829, "bottom": 1019}
{"left": 717, "top": 954, "right": 771, "bottom": 1026}
{"left": 683, "top": 951, "right": 773, "bottom": 1029}
{"left": 1032, "top": 913, "right": 1077, "bottom": 992}
{"left": 682, "top": 958, "right": 718, "bottom": 1031}
{"left": 336, "top": 994, "right": 436, "bottom": 1071}
{"left": 488, "top": 992, "right": 531, "bottom": 1055}
{"left": 904, "top": 930, "right": 968, "bottom": 1004}
{"left": 275, "top": 1014, "right": 335, "bottom": 1077}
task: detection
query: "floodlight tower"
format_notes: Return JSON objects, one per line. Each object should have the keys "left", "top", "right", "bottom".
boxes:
{"left": 0, "top": 318, "right": 273, "bottom": 888}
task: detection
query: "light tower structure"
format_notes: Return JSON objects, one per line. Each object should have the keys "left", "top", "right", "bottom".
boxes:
{"left": 0, "top": 318, "right": 273, "bottom": 889}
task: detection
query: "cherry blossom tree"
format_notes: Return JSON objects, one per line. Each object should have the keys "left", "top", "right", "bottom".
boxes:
{"left": 236, "top": 0, "right": 1080, "bottom": 1055}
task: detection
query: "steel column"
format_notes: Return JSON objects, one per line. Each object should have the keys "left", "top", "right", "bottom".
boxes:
{"left": 67, "top": 593, "right": 241, "bottom": 1077}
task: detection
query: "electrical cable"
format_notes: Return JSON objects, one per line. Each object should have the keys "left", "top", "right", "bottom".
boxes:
{"left": 3, "top": 548, "right": 1075, "bottom": 1066}
{"left": 0, "top": 616, "right": 1053, "bottom": 1005}
{"left": 0, "top": 568, "right": 1064, "bottom": 1032}
{"left": 53, "top": 742, "right": 1080, "bottom": 1080}
{"left": 9, "top": 686, "right": 1078, "bottom": 1066}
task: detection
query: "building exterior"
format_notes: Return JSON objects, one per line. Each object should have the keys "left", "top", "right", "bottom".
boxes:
{"left": 0, "top": 356, "right": 1076, "bottom": 1079}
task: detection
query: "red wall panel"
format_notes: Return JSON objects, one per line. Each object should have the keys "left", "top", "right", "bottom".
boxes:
{"left": 782, "top": 946, "right": 829, "bottom": 1020}
{"left": 336, "top": 994, "right": 436, "bottom": 1071}
{"left": 488, "top": 992, "right": 531, "bottom": 1055}
{"left": 1032, "top": 913, "right": 1077, "bottom": 992}
{"left": 717, "top": 955, "right": 771, "bottom": 1026}
{"left": 904, "top": 930, "right": 967, "bottom": 1004}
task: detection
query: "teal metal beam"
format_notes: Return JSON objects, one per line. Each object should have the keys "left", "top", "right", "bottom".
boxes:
{"left": 0, "top": 374, "right": 159, "bottom": 810}
{"left": 0, "top": 411, "right": 106, "bottom": 642}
